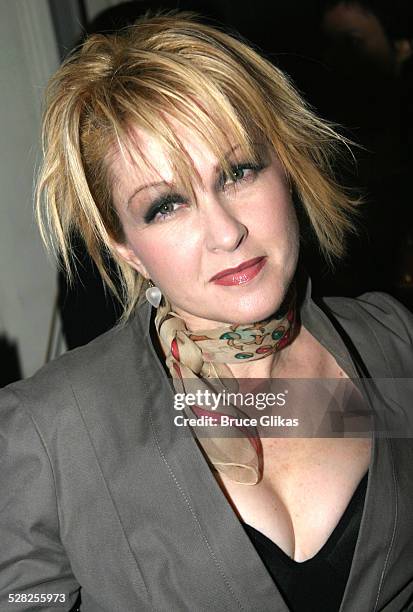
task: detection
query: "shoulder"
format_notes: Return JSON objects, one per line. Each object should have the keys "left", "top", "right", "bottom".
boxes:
{"left": 317, "top": 292, "right": 413, "bottom": 377}
{"left": 0, "top": 308, "right": 149, "bottom": 428}
{"left": 321, "top": 292, "right": 413, "bottom": 342}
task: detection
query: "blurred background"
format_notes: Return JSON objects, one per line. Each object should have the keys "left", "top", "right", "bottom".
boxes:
{"left": 1, "top": 0, "right": 412, "bottom": 387}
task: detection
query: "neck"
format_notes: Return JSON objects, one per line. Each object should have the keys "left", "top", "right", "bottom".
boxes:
{"left": 226, "top": 320, "right": 301, "bottom": 380}
{"left": 225, "top": 352, "right": 282, "bottom": 379}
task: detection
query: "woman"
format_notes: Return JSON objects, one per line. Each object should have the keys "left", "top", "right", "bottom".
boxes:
{"left": 1, "top": 13, "right": 413, "bottom": 612}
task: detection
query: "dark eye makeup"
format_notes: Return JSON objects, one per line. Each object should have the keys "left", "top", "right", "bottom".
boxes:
{"left": 220, "top": 160, "right": 266, "bottom": 189}
{"left": 143, "top": 193, "right": 188, "bottom": 224}
{"left": 143, "top": 157, "right": 268, "bottom": 225}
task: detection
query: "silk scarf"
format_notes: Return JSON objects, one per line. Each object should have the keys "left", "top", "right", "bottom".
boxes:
{"left": 154, "top": 291, "right": 296, "bottom": 484}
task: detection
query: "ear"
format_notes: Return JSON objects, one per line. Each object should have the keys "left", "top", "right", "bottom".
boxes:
{"left": 394, "top": 39, "right": 412, "bottom": 64}
{"left": 111, "top": 240, "right": 150, "bottom": 279}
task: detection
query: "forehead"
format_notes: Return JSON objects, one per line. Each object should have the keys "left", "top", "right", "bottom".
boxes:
{"left": 108, "top": 118, "right": 248, "bottom": 201}
{"left": 128, "top": 121, "right": 219, "bottom": 176}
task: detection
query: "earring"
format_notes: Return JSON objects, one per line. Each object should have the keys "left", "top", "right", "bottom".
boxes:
{"left": 145, "top": 280, "right": 162, "bottom": 308}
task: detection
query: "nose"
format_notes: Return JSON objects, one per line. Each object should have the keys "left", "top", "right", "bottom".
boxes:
{"left": 201, "top": 195, "right": 248, "bottom": 252}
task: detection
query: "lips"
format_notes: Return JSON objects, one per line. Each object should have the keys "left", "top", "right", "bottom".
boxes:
{"left": 209, "top": 256, "right": 267, "bottom": 286}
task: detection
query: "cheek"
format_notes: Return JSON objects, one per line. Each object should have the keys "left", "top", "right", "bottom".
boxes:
{"left": 284, "top": 198, "right": 300, "bottom": 239}
{"left": 251, "top": 186, "right": 298, "bottom": 240}
{"left": 128, "top": 227, "right": 200, "bottom": 282}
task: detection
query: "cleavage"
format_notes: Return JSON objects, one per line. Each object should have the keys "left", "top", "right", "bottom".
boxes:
{"left": 214, "top": 437, "right": 371, "bottom": 562}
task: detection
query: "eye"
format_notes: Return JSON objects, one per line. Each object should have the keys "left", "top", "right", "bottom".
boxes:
{"left": 231, "top": 167, "right": 248, "bottom": 181}
{"left": 222, "top": 162, "right": 265, "bottom": 190}
{"left": 144, "top": 193, "right": 188, "bottom": 224}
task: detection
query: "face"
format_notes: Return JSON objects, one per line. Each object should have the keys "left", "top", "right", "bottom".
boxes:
{"left": 111, "top": 120, "right": 299, "bottom": 330}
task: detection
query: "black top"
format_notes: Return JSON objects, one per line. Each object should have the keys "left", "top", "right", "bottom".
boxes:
{"left": 242, "top": 472, "right": 368, "bottom": 612}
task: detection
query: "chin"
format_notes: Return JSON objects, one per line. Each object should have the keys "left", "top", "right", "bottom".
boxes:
{"left": 230, "top": 304, "right": 282, "bottom": 325}
{"left": 216, "top": 287, "right": 290, "bottom": 325}
{"left": 171, "top": 272, "right": 295, "bottom": 328}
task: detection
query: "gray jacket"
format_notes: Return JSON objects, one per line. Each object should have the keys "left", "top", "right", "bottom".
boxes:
{"left": 1, "top": 283, "right": 413, "bottom": 612}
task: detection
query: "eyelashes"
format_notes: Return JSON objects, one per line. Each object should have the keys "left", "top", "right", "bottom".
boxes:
{"left": 143, "top": 193, "right": 188, "bottom": 224}
{"left": 220, "top": 161, "right": 265, "bottom": 190}
{"left": 143, "top": 159, "right": 267, "bottom": 225}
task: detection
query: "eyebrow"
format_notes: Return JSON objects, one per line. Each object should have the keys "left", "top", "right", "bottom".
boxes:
{"left": 126, "top": 181, "right": 167, "bottom": 209}
{"left": 125, "top": 144, "right": 243, "bottom": 209}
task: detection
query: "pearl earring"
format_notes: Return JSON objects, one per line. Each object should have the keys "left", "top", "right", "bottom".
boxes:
{"left": 145, "top": 280, "right": 162, "bottom": 308}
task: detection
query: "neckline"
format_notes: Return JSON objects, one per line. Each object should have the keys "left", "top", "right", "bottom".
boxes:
{"left": 242, "top": 470, "right": 369, "bottom": 567}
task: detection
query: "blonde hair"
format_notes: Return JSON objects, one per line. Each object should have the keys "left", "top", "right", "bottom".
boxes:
{"left": 36, "top": 12, "right": 358, "bottom": 321}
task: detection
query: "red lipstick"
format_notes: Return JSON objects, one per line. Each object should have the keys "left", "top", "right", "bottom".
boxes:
{"left": 209, "top": 256, "right": 267, "bottom": 286}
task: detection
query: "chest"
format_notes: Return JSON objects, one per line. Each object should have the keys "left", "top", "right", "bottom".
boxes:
{"left": 213, "top": 325, "right": 374, "bottom": 561}
{"left": 215, "top": 436, "right": 372, "bottom": 562}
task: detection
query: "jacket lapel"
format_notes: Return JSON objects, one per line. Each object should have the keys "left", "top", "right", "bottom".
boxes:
{"left": 135, "top": 300, "right": 290, "bottom": 611}
{"left": 301, "top": 289, "right": 399, "bottom": 612}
